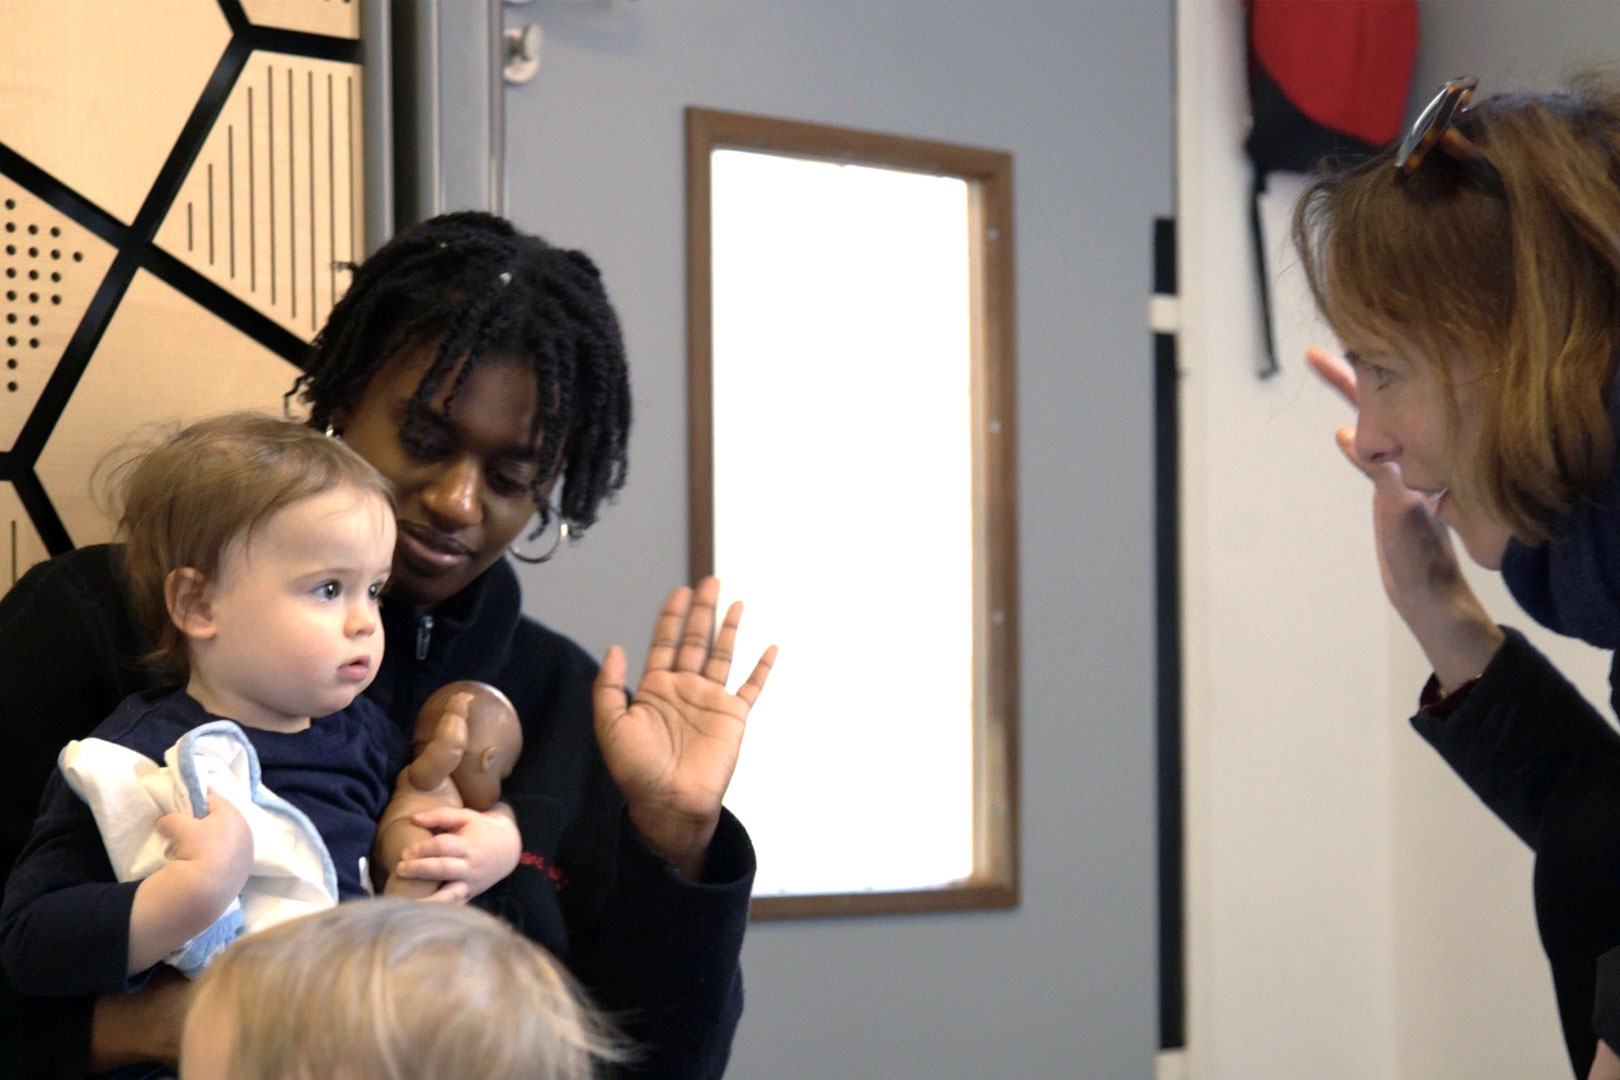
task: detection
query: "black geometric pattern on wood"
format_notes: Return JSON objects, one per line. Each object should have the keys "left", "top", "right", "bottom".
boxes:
{"left": 0, "top": 1, "right": 361, "bottom": 556}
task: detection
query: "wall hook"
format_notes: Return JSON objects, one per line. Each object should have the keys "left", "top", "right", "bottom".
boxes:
{"left": 503, "top": 23, "right": 541, "bottom": 85}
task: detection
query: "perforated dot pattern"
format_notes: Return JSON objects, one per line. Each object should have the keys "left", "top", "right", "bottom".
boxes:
{"left": 1, "top": 197, "right": 83, "bottom": 397}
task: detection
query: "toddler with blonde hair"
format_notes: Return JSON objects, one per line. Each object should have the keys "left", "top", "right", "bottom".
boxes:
{"left": 181, "top": 898, "right": 624, "bottom": 1080}
{"left": 0, "top": 412, "right": 407, "bottom": 996}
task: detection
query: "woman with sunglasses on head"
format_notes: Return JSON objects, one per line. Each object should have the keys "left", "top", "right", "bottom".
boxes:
{"left": 1298, "top": 75, "right": 1620, "bottom": 1079}
{"left": 0, "top": 211, "right": 774, "bottom": 1080}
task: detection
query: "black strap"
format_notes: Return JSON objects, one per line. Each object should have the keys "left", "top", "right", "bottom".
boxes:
{"left": 1250, "top": 171, "right": 1280, "bottom": 378}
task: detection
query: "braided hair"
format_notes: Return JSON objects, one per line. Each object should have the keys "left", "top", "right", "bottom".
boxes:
{"left": 291, "top": 211, "right": 631, "bottom": 536}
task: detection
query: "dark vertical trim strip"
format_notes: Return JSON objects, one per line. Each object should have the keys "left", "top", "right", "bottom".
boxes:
{"left": 327, "top": 71, "right": 336, "bottom": 311}
{"left": 1153, "top": 215, "right": 1185, "bottom": 1052}
{"left": 268, "top": 64, "right": 277, "bottom": 306}
{"left": 207, "top": 162, "right": 215, "bottom": 265}
{"left": 346, "top": 73, "right": 356, "bottom": 263}
{"left": 187, "top": 202, "right": 193, "bottom": 252}
{"left": 288, "top": 66, "right": 297, "bottom": 321}
{"left": 247, "top": 87, "right": 256, "bottom": 293}
{"left": 1154, "top": 215, "right": 1176, "bottom": 296}
{"left": 227, "top": 125, "right": 236, "bottom": 279}
{"left": 307, "top": 68, "right": 316, "bottom": 331}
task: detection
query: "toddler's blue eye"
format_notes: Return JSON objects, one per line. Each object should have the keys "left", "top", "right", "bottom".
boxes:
{"left": 314, "top": 581, "right": 340, "bottom": 600}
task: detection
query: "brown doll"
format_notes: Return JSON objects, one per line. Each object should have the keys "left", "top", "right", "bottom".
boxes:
{"left": 374, "top": 681, "right": 523, "bottom": 899}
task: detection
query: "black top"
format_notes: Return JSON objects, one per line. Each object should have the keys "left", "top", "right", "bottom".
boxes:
{"left": 0, "top": 546, "right": 753, "bottom": 1079}
{"left": 0, "top": 687, "right": 399, "bottom": 997}
{"left": 1412, "top": 626, "right": 1620, "bottom": 1076}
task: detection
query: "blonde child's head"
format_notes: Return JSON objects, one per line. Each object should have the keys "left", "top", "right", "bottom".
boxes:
{"left": 181, "top": 898, "right": 625, "bottom": 1080}
{"left": 112, "top": 412, "right": 394, "bottom": 681}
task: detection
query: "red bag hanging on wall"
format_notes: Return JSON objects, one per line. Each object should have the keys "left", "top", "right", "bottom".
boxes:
{"left": 1244, "top": 0, "right": 1418, "bottom": 375}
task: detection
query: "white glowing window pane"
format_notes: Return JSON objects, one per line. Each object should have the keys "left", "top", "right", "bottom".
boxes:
{"left": 709, "top": 149, "right": 976, "bottom": 896}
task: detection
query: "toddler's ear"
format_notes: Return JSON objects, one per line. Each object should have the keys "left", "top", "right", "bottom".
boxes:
{"left": 166, "top": 568, "right": 217, "bottom": 640}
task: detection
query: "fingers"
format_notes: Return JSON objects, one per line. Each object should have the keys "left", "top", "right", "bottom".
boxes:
{"left": 592, "top": 645, "right": 630, "bottom": 723}
{"left": 1333, "top": 424, "right": 1382, "bottom": 481}
{"left": 1306, "top": 345, "right": 1358, "bottom": 405}
{"left": 1335, "top": 424, "right": 1427, "bottom": 510}
{"left": 154, "top": 810, "right": 183, "bottom": 843}
{"left": 674, "top": 577, "right": 721, "bottom": 672}
{"left": 734, "top": 644, "right": 778, "bottom": 708}
{"left": 702, "top": 600, "right": 742, "bottom": 683}
{"left": 416, "top": 880, "right": 470, "bottom": 904}
{"left": 638, "top": 577, "right": 760, "bottom": 689}
{"left": 407, "top": 807, "right": 478, "bottom": 833}
{"left": 644, "top": 586, "right": 692, "bottom": 672}
{"left": 394, "top": 854, "right": 467, "bottom": 882}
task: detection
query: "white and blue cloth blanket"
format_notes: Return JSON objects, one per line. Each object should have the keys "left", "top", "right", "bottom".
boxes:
{"left": 57, "top": 719, "right": 339, "bottom": 974}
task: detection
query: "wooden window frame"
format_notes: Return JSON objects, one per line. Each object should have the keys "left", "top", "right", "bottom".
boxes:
{"left": 685, "top": 107, "right": 1019, "bottom": 919}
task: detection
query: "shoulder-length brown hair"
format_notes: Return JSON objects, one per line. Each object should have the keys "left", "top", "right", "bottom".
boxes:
{"left": 1293, "top": 75, "right": 1620, "bottom": 542}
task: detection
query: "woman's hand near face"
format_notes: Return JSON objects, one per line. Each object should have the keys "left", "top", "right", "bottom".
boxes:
{"left": 592, "top": 577, "right": 776, "bottom": 880}
{"left": 1308, "top": 346, "right": 1505, "bottom": 692}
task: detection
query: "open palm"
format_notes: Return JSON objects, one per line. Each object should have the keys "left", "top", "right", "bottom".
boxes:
{"left": 593, "top": 576, "right": 775, "bottom": 877}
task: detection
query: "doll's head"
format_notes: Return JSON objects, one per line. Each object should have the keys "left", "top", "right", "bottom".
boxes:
{"left": 415, "top": 680, "right": 522, "bottom": 810}
{"left": 181, "top": 898, "right": 624, "bottom": 1080}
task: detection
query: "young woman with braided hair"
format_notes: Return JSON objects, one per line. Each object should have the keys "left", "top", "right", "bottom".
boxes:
{"left": 0, "top": 211, "right": 774, "bottom": 1079}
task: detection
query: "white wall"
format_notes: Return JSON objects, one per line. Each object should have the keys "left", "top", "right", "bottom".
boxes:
{"left": 1178, "top": 4, "right": 1399, "bottom": 1075}
{"left": 1180, "top": 2, "right": 1619, "bottom": 1078}
{"left": 433, "top": 2, "right": 1175, "bottom": 1077}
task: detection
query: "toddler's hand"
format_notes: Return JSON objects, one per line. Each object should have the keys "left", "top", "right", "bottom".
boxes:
{"left": 157, "top": 793, "right": 254, "bottom": 901}
{"left": 129, "top": 793, "right": 255, "bottom": 976}
{"left": 396, "top": 803, "right": 520, "bottom": 903}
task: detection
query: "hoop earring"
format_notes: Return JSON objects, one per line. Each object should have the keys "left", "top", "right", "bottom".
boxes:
{"left": 509, "top": 511, "right": 569, "bottom": 564}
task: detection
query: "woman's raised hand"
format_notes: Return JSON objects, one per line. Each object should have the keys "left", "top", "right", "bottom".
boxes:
{"left": 1307, "top": 345, "right": 1504, "bottom": 692}
{"left": 592, "top": 577, "right": 776, "bottom": 880}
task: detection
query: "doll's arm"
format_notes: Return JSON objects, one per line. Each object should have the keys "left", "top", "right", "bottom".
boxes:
{"left": 403, "top": 702, "right": 470, "bottom": 794}
{"left": 373, "top": 703, "right": 468, "bottom": 899}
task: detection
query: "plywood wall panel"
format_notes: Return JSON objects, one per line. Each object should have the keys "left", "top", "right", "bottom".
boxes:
{"left": 0, "top": 180, "right": 118, "bottom": 447}
{"left": 156, "top": 52, "right": 364, "bottom": 342}
{"left": 0, "top": 485, "right": 47, "bottom": 590}
{"left": 241, "top": 0, "right": 361, "bottom": 41}
{"left": 0, "top": 0, "right": 231, "bottom": 223}
{"left": 35, "top": 270, "right": 301, "bottom": 551}
{"left": 0, "top": 7, "right": 364, "bottom": 592}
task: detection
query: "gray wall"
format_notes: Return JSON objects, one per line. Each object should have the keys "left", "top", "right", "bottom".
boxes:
{"left": 1415, "top": 0, "right": 1620, "bottom": 98}
{"left": 432, "top": 2, "right": 1173, "bottom": 1075}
